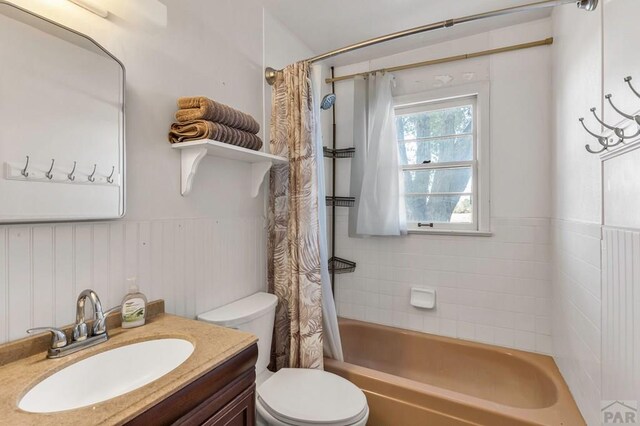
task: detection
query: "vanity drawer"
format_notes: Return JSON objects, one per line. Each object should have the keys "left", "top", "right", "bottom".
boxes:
{"left": 127, "top": 343, "right": 258, "bottom": 426}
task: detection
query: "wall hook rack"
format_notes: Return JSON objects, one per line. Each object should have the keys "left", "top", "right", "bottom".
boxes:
{"left": 68, "top": 161, "right": 76, "bottom": 181}
{"left": 580, "top": 75, "right": 640, "bottom": 154}
{"left": 21, "top": 156, "right": 30, "bottom": 177}
{"left": 45, "top": 158, "right": 55, "bottom": 180}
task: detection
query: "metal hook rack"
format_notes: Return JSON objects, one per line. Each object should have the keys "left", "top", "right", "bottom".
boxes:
{"left": 580, "top": 75, "right": 640, "bottom": 154}
{"left": 4, "top": 157, "right": 117, "bottom": 186}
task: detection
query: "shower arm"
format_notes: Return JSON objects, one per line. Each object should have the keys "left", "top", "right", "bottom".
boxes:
{"left": 264, "top": 0, "right": 598, "bottom": 85}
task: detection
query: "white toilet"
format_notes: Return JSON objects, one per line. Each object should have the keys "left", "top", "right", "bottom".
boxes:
{"left": 197, "top": 292, "right": 369, "bottom": 426}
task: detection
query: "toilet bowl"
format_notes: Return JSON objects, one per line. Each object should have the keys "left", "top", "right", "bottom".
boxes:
{"left": 197, "top": 292, "right": 369, "bottom": 426}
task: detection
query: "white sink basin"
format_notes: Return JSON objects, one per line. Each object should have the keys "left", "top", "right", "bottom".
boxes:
{"left": 19, "top": 338, "right": 194, "bottom": 413}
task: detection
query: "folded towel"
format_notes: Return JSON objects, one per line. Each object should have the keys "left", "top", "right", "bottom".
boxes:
{"left": 168, "top": 120, "right": 263, "bottom": 151}
{"left": 175, "top": 97, "right": 260, "bottom": 134}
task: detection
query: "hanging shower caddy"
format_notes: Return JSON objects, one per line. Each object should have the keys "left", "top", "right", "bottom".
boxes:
{"left": 325, "top": 67, "right": 357, "bottom": 281}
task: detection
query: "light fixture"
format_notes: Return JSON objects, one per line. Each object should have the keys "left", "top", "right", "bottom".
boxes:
{"left": 67, "top": 0, "right": 109, "bottom": 18}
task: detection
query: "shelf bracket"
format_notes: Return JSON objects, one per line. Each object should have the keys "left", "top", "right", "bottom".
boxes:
{"left": 179, "top": 146, "right": 207, "bottom": 196}
{"left": 251, "top": 161, "right": 273, "bottom": 198}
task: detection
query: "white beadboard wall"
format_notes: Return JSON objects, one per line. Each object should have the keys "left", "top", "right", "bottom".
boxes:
{"left": 551, "top": 219, "right": 602, "bottom": 425}
{"left": 0, "top": 217, "right": 266, "bottom": 344}
{"left": 334, "top": 215, "right": 552, "bottom": 354}
{"left": 602, "top": 226, "right": 640, "bottom": 402}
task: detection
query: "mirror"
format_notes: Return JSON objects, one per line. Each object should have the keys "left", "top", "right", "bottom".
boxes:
{"left": 0, "top": 1, "right": 125, "bottom": 222}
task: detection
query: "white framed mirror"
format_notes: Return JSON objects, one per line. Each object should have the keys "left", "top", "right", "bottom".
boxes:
{"left": 0, "top": 1, "right": 125, "bottom": 222}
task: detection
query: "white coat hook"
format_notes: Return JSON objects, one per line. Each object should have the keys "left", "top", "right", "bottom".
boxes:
{"left": 45, "top": 159, "right": 55, "bottom": 180}
{"left": 21, "top": 156, "right": 30, "bottom": 177}
{"left": 88, "top": 164, "right": 97, "bottom": 182}
{"left": 106, "top": 166, "right": 115, "bottom": 184}
{"left": 68, "top": 161, "right": 77, "bottom": 181}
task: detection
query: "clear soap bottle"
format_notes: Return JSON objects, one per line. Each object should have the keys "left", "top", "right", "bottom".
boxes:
{"left": 121, "top": 277, "right": 147, "bottom": 329}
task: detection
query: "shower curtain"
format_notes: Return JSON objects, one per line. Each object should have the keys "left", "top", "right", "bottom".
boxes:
{"left": 350, "top": 72, "right": 407, "bottom": 236}
{"left": 311, "top": 64, "right": 344, "bottom": 362}
{"left": 268, "top": 61, "right": 342, "bottom": 370}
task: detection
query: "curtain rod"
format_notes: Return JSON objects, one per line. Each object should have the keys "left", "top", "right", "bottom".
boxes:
{"left": 264, "top": 0, "right": 598, "bottom": 85}
{"left": 325, "top": 37, "right": 554, "bottom": 84}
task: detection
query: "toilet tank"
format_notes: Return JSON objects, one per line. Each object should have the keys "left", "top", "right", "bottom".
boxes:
{"left": 197, "top": 292, "right": 278, "bottom": 376}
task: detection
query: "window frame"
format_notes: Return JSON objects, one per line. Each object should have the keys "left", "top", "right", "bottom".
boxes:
{"left": 394, "top": 82, "right": 491, "bottom": 235}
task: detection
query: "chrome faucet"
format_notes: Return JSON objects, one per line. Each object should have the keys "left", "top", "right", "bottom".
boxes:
{"left": 27, "top": 289, "right": 120, "bottom": 359}
{"left": 74, "top": 289, "right": 104, "bottom": 341}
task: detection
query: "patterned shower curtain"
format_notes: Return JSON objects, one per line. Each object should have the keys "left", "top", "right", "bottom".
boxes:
{"left": 268, "top": 61, "right": 324, "bottom": 370}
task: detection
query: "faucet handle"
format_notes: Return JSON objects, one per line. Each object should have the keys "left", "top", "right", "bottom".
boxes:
{"left": 73, "top": 322, "right": 89, "bottom": 342}
{"left": 93, "top": 305, "right": 121, "bottom": 336}
{"left": 27, "top": 327, "right": 68, "bottom": 349}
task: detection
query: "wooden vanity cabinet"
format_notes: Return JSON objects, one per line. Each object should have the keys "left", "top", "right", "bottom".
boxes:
{"left": 126, "top": 344, "right": 258, "bottom": 426}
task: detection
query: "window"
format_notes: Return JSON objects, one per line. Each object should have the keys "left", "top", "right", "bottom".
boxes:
{"left": 394, "top": 84, "right": 490, "bottom": 233}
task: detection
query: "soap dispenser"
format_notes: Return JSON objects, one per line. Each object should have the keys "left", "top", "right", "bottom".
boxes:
{"left": 121, "top": 277, "right": 147, "bottom": 329}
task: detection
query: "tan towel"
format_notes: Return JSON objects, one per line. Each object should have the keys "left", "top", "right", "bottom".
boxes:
{"left": 168, "top": 120, "right": 263, "bottom": 151}
{"left": 175, "top": 97, "right": 260, "bottom": 134}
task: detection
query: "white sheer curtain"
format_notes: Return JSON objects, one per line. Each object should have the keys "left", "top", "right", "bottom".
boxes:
{"left": 311, "top": 64, "right": 343, "bottom": 362}
{"left": 351, "top": 72, "right": 407, "bottom": 236}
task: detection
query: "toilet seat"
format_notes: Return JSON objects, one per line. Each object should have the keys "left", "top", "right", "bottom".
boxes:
{"left": 256, "top": 368, "right": 369, "bottom": 426}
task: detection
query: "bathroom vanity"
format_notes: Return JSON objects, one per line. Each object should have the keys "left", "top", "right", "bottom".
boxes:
{"left": 0, "top": 302, "right": 258, "bottom": 425}
{"left": 127, "top": 343, "right": 257, "bottom": 426}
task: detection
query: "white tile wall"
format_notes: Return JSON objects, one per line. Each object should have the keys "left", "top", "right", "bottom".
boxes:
{"left": 0, "top": 217, "right": 266, "bottom": 344}
{"left": 334, "top": 214, "right": 553, "bottom": 354}
{"left": 551, "top": 219, "right": 602, "bottom": 425}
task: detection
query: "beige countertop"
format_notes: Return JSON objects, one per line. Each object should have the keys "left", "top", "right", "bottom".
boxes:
{"left": 0, "top": 309, "right": 257, "bottom": 425}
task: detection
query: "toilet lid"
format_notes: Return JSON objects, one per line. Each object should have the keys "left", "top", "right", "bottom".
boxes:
{"left": 257, "top": 369, "right": 367, "bottom": 426}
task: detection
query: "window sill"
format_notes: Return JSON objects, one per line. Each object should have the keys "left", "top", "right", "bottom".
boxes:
{"left": 407, "top": 229, "right": 493, "bottom": 237}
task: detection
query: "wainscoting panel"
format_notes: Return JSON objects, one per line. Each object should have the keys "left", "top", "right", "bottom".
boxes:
{"left": 0, "top": 217, "right": 267, "bottom": 345}
{"left": 602, "top": 226, "right": 640, "bottom": 401}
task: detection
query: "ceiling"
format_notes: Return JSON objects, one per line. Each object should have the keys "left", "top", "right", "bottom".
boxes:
{"left": 264, "top": 0, "right": 556, "bottom": 65}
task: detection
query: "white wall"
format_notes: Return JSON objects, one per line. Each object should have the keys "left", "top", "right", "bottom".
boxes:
{"left": 263, "top": 10, "right": 314, "bottom": 151}
{"left": 331, "top": 18, "right": 554, "bottom": 353}
{"left": 0, "top": 0, "right": 309, "bottom": 344}
{"left": 551, "top": 0, "right": 640, "bottom": 424}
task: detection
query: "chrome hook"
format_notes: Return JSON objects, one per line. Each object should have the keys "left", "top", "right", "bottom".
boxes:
{"left": 605, "top": 94, "right": 640, "bottom": 124}
{"left": 20, "top": 156, "right": 30, "bottom": 177}
{"left": 589, "top": 107, "right": 639, "bottom": 140}
{"left": 88, "top": 164, "right": 97, "bottom": 182}
{"left": 68, "top": 161, "right": 76, "bottom": 181}
{"left": 45, "top": 159, "right": 55, "bottom": 180}
{"left": 625, "top": 76, "right": 640, "bottom": 99}
{"left": 106, "top": 166, "right": 115, "bottom": 184}
{"left": 578, "top": 117, "right": 611, "bottom": 146}
{"left": 585, "top": 143, "right": 607, "bottom": 154}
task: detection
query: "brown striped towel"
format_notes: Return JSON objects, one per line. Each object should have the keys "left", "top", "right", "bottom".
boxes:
{"left": 175, "top": 97, "right": 260, "bottom": 134}
{"left": 168, "top": 120, "right": 263, "bottom": 151}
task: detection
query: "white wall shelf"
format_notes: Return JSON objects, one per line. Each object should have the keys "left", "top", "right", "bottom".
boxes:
{"left": 171, "top": 140, "right": 287, "bottom": 197}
